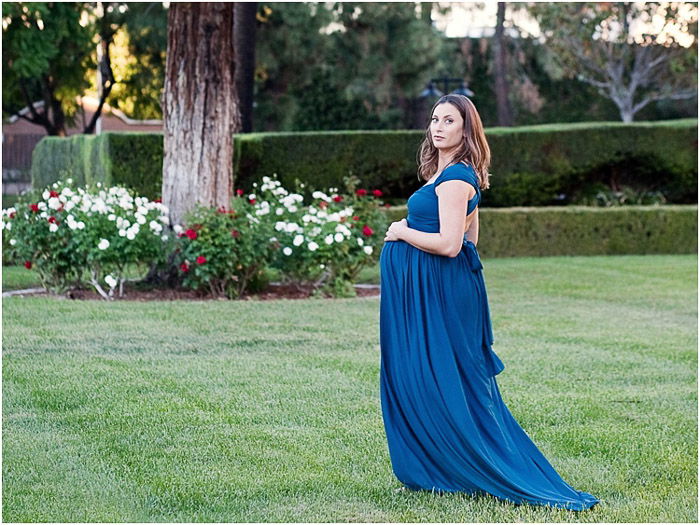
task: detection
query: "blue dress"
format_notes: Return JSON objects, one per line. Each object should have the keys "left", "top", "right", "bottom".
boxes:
{"left": 378, "top": 162, "right": 600, "bottom": 511}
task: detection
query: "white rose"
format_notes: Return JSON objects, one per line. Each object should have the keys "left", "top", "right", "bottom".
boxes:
{"left": 9, "top": 238, "right": 17, "bottom": 246}
{"left": 363, "top": 246, "right": 373, "bottom": 255}
{"left": 308, "top": 241, "right": 319, "bottom": 251}
{"left": 135, "top": 214, "right": 147, "bottom": 225}
{"left": 126, "top": 230, "right": 136, "bottom": 240}
{"left": 276, "top": 208, "right": 284, "bottom": 215}
{"left": 334, "top": 232, "right": 344, "bottom": 243}
{"left": 42, "top": 190, "right": 50, "bottom": 200}
{"left": 293, "top": 234, "right": 304, "bottom": 246}
{"left": 283, "top": 247, "right": 292, "bottom": 256}
{"left": 98, "top": 239, "right": 110, "bottom": 250}
{"left": 49, "top": 223, "right": 58, "bottom": 233}
{"left": 357, "top": 237, "right": 364, "bottom": 246}
{"left": 324, "top": 234, "right": 334, "bottom": 245}
{"left": 119, "top": 229, "right": 127, "bottom": 237}
{"left": 104, "top": 275, "right": 117, "bottom": 289}
{"left": 108, "top": 213, "right": 116, "bottom": 221}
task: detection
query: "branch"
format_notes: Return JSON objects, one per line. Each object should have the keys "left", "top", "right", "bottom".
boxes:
{"left": 631, "top": 88, "right": 698, "bottom": 114}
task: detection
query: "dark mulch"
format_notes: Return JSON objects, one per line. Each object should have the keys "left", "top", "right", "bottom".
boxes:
{"left": 12, "top": 282, "right": 380, "bottom": 301}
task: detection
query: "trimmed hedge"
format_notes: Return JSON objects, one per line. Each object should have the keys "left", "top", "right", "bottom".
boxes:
{"left": 384, "top": 204, "right": 698, "bottom": 257}
{"left": 31, "top": 119, "right": 697, "bottom": 207}
{"left": 32, "top": 132, "right": 163, "bottom": 200}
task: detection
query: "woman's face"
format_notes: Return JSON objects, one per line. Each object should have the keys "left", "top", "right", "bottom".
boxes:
{"left": 430, "top": 102, "right": 464, "bottom": 153}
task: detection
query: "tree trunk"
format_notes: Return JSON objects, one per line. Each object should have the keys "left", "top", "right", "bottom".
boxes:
{"left": 234, "top": 2, "right": 257, "bottom": 133}
{"left": 163, "top": 2, "right": 240, "bottom": 228}
{"left": 493, "top": 2, "right": 513, "bottom": 126}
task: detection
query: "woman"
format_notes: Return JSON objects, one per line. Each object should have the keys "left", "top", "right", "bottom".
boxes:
{"left": 378, "top": 94, "right": 600, "bottom": 511}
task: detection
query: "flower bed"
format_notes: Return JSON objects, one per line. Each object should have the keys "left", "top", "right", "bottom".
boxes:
{"left": 2, "top": 174, "right": 388, "bottom": 300}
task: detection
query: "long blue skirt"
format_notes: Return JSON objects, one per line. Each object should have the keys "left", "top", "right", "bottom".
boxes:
{"left": 378, "top": 238, "right": 600, "bottom": 511}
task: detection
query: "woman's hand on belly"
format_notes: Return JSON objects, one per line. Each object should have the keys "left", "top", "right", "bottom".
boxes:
{"left": 384, "top": 218, "right": 408, "bottom": 241}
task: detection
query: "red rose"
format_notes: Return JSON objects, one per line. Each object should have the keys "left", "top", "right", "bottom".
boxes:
{"left": 196, "top": 255, "right": 207, "bottom": 264}
{"left": 217, "top": 206, "right": 227, "bottom": 214}
{"left": 49, "top": 190, "right": 59, "bottom": 198}
{"left": 154, "top": 198, "right": 162, "bottom": 203}
{"left": 24, "top": 261, "right": 32, "bottom": 269}
{"left": 373, "top": 189, "right": 383, "bottom": 197}
{"left": 356, "top": 189, "right": 367, "bottom": 196}
{"left": 29, "top": 204, "right": 39, "bottom": 212}
{"left": 9, "top": 212, "right": 16, "bottom": 219}
{"left": 249, "top": 198, "right": 256, "bottom": 205}
{"left": 180, "top": 262, "right": 189, "bottom": 272}
{"left": 352, "top": 215, "right": 360, "bottom": 221}
{"left": 236, "top": 189, "right": 244, "bottom": 196}
{"left": 48, "top": 216, "right": 57, "bottom": 224}
{"left": 231, "top": 229, "right": 241, "bottom": 238}
{"left": 362, "top": 225, "right": 374, "bottom": 236}
{"left": 333, "top": 195, "right": 343, "bottom": 202}
{"left": 185, "top": 229, "right": 197, "bottom": 240}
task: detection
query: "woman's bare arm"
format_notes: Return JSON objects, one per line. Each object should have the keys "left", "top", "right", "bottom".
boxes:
{"left": 396, "top": 180, "right": 475, "bottom": 257}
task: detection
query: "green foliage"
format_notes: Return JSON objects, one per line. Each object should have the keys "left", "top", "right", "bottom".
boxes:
{"left": 2, "top": 2, "right": 95, "bottom": 125}
{"left": 254, "top": 2, "right": 443, "bottom": 131}
{"left": 107, "top": 2, "right": 168, "bottom": 119}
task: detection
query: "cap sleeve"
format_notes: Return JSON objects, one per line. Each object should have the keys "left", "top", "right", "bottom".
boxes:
{"left": 435, "top": 163, "right": 481, "bottom": 198}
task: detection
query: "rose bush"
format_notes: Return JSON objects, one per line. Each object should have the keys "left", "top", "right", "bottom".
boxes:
{"left": 258, "top": 174, "right": 388, "bottom": 297}
{"left": 173, "top": 173, "right": 388, "bottom": 298}
{"left": 172, "top": 193, "right": 276, "bottom": 299}
{"left": 1, "top": 179, "right": 170, "bottom": 298}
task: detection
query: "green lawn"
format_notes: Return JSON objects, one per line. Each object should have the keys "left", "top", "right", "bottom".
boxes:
{"left": 2, "top": 254, "right": 697, "bottom": 522}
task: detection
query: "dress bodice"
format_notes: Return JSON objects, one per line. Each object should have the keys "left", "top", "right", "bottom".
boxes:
{"left": 406, "top": 162, "right": 481, "bottom": 234}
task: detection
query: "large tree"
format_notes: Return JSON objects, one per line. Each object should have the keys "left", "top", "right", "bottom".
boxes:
{"left": 531, "top": 2, "right": 698, "bottom": 122}
{"left": 162, "top": 2, "right": 240, "bottom": 228}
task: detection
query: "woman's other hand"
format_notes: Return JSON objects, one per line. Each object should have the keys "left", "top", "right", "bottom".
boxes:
{"left": 384, "top": 218, "right": 408, "bottom": 242}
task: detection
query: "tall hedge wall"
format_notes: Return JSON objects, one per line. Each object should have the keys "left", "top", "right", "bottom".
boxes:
{"left": 31, "top": 119, "right": 697, "bottom": 206}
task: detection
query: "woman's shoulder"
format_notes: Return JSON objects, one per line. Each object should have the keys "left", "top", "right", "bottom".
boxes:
{"left": 438, "top": 161, "right": 479, "bottom": 185}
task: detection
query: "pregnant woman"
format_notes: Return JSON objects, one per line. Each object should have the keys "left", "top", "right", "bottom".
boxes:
{"left": 378, "top": 94, "right": 600, "bottom": 511}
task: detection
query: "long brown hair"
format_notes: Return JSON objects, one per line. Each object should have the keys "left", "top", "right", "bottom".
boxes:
{"left": 417, "top": 94, "right": 491, "bottom": 190}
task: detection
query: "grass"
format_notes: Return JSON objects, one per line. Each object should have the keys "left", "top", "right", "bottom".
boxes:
{"left": 1, "top": 261, "right": 380, "bottom": 293}
{"left": 2, "top": 254, "right": 697, "bottom": 522}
